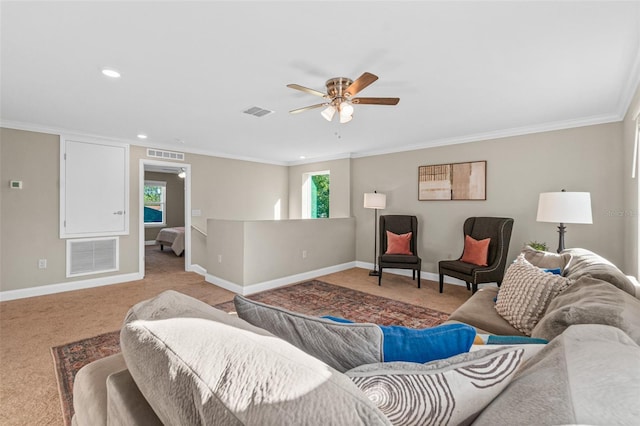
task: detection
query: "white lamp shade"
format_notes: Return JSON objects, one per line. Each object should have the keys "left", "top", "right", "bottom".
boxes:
{"left": 340, "top": 102, "right": 354, "bottom": 116}
{"left": 364, "top": 192, "right": 386, "bottom": 209}
{"left": 339, "top": 102, "right": 354, "bottom": 123}
{"left": 321, "top": 105, "right": 336, "bottom": 121}
{"left": 536, "top": 192, "right": 592, "bottom": 224}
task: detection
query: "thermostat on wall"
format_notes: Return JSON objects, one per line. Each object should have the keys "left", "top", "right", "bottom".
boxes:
{"left": 10, "top": 180, "right": 23, "bottom": 189}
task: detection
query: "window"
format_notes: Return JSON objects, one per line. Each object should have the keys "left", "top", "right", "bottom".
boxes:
{"left": 144, "top": 180, "right": 166, "bottom": 226}
{"left": 302, "top": 171, "right": 330, "bottom": 219}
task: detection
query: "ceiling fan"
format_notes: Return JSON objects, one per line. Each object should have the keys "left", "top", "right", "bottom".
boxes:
{"left": 287, "top": 72, "right": 399, "bottom": 123}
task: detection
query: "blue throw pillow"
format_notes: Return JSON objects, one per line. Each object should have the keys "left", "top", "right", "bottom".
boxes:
{"left": 474, "top": 334, "right": 548, "bottom": 345}
{"left": 542, "top": 267, "right": 562, "bottom": 275}
{"left": 322, "top": 316, "right": 476, "bottom": 363}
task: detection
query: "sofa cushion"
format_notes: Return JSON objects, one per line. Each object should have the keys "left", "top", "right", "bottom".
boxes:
{"left": 346, "top": 346, "right": 525, "bottom": 426}
{"left": 72, "top": 353, "right": 127, "bottom": 426}
{"left": 473, "top": 324, "right": 640, "bottom": 425}
{"left": 234, "top": 295, "right": 384, "bottom": 372}
{"left": 121, "top": 315, "right": 390, "bottom": 426}
{"left": 446, "top": 287, "right": 526, "bottom": 336}
{"left": 121, "top": 291, "right": 390, "bottom": 425}
{"left": 106, "top": 369, "right": 162, "bottom": 425}
{"left": 521, "top": 245, "right": 572, "bottom": 273}
{"left": 561, "top": 248, "right": 638, "bottom": 297}
{"left": 495, "top": 254, "right": 572, "bottom": 335}
{"left": 123, "top": 290, "right": 269, "bottom": 335}
{"left": 532, "top": 275, "right": 640, "bottom": 344}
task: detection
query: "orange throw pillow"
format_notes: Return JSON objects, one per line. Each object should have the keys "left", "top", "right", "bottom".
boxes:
{"left": 385, "top": 231, "right": 413, "bottom": 255}
{"left": 460, "top": 235, "right": 490, "bottom": 266}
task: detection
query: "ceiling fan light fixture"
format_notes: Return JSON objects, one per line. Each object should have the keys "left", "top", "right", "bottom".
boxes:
{"left": 339, "top": 101, "right": 354, "bottom": 123}
{"left": 340, "top": 102, "right": 354, "bottom": 116}
{"left": 339, "top": 112, "right": 353, "bottom": 124}
{"left": 321, "top": 105, "right": 336, "bottom": 121}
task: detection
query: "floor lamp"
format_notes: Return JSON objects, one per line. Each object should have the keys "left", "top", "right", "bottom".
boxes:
{"left": 364, "top": 191, "right": 386, "bottom": 276}
{"left": 536, "top": 190, "right": 592, "bottom": 253}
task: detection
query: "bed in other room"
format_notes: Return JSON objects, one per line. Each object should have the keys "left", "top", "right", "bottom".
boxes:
{"left": 155, "top": 226, "right": 185, "bottom": 256}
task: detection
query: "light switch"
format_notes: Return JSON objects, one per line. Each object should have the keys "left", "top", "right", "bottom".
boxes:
{"left": 10, "top": 180, "right": 23, "bottom": 189}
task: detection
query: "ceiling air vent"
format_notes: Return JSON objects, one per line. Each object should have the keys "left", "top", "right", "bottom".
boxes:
{"left": 243, "top": 106, "right": 274, "bottom": 118}
{"left": 147, "top": 149, "right": 185, "bottom": 161}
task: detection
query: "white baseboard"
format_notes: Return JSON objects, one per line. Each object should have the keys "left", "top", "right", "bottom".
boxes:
{"left": 188, "top": 264, "right": 207, "bottom": 276}
{"left": 205, "top": 261, "right": 358, "bottom": 296}
{"left": 354, "top": 261, "right": 491, "bottom": 288}
{"left": 0, "top": 272, "right": 144, "bottom": 302}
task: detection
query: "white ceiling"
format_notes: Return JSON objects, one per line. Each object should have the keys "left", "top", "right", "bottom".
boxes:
{"left": 2, "top": 1, "right": 640, "bottom": 165}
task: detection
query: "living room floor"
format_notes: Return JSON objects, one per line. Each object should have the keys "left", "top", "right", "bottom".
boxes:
{"left": 0, "top": 246, "right": 471, "bottom": 426}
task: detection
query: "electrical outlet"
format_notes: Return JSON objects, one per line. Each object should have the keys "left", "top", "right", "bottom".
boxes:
{"left": 302, "top": 250, "right": 307, "bottom": 259}
{"left": 217, "top": 254, "right": 222, "bottom": 263}
{"left": 38, "top": 259, "right": 47, "bottom": 269}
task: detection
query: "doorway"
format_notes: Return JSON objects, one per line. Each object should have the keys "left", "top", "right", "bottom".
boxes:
{"left": 139, "top": 159, "right": 191, "bottom": 277}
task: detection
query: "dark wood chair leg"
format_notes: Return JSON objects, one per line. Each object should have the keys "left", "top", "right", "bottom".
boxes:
{"left": 497, "top": 281, "right": 502, "bottom": 287}
{"left": 412, "top": 270, "right": 416, "bottom": 280}
{"left": 466, "top": 282, "right": 471, "bottom": 291}
{"left": 439, "top": 274, "right": 444, "bottom": 293}
{"left": 417, "top": 269, "right": 421, "bottom": 288}
{"left": 472, "top": 283, "right": 478, "bottom": 294}
{"left": 378, "top": 268, "right": 382, "bottom": 286}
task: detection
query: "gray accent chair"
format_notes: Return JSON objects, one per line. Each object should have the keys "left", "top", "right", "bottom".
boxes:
{"left": 439, "top": 217, "right": 514, "bottom": 294}
{"left": 378, "top": 215, "right": 422, "bottom": 287}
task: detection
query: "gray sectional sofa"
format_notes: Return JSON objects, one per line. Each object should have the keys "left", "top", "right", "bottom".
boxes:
{"left": 72, "top": 248, "right": 640, "bottom": 425}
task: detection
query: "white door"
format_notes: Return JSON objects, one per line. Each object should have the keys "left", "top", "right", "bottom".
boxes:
{"left": 60, "top": 137, "right": 129, "bottom": 238}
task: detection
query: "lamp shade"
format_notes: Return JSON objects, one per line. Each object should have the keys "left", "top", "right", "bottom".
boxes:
{"left": 536, "top": 192, "right": 592, "bottom": 224}
{"left": 364, "top": 192, "right": 386, "bottom": 209}
{"left": 321, "top": 105, "right": 336, "bottom": 121}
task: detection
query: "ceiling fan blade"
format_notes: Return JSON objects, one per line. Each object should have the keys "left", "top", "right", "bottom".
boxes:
{"left": 345, "top": 72, "right": 378, "bottom": 97}
{"left": 352, "top": 97, "right": 400, "bottom": 105}
{"left": 289, "top": 103, "right": 327, "bottom": 114}
{"left": 286, "top": 84, "right": 327, "bottom": 98}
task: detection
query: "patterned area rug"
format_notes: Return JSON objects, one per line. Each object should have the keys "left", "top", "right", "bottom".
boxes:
{"left": 51, "top": 330, "right": 121, "bottom": 426}
{"left": 214, "top": 280, "right": 449, "bottom": 327}
{"left": 51, "top": 280, "right": 448, "bottom": 425}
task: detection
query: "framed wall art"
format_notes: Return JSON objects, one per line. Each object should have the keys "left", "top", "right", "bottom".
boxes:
{"left": 418, "top": 161, "right": 486, "bottom": 201}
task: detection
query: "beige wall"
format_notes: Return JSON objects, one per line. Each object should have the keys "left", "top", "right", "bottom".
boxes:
{"left": 187, "top": 152, "right": 289, "bottom": 268}
{"left": 288, "top": 158, "right": 351, "bottom": 219}
{"left": 1, "top": 129, "right": 65, "bottom": 290}
{"left": 0, "top": 112, "right": 635, "bottom": 294}
{"left": 0, "top": 128, "right": 140, "bottom": 291}
{"left": 352, "top": 122, "right": 626, "bottom": 274}
{"left": 0, "top": 130, "right": 290, "bottom": 293}
{"left": 207, "top": 218, "right": 356, "bottom": 288}
{"left": 623, "top": 84, "right": 640, "bottom": 276}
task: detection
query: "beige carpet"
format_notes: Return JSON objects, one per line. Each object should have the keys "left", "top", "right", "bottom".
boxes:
{"left": 0, "top": 246, "right": 470, "bottom": 425}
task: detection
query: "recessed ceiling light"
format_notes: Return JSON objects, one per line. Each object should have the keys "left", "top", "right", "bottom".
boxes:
{"left": 137, "top": 134, "right": 148, "bottom": 139}
{"left": 299, "top": 156, "right": 306, "bottom": 159}
{"left": 101, "top": 68, "right": 121, "bottom": 78}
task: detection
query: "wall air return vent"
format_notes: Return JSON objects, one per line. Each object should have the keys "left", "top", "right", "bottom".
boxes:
{"left": 147, "top": 149, "right": 185, "bottom": 161}
{"left": 243, "top": 106, "right": 274, "bottom": 117}
{"left": 66, "top": 237, "right": 119, "bottom": 277}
